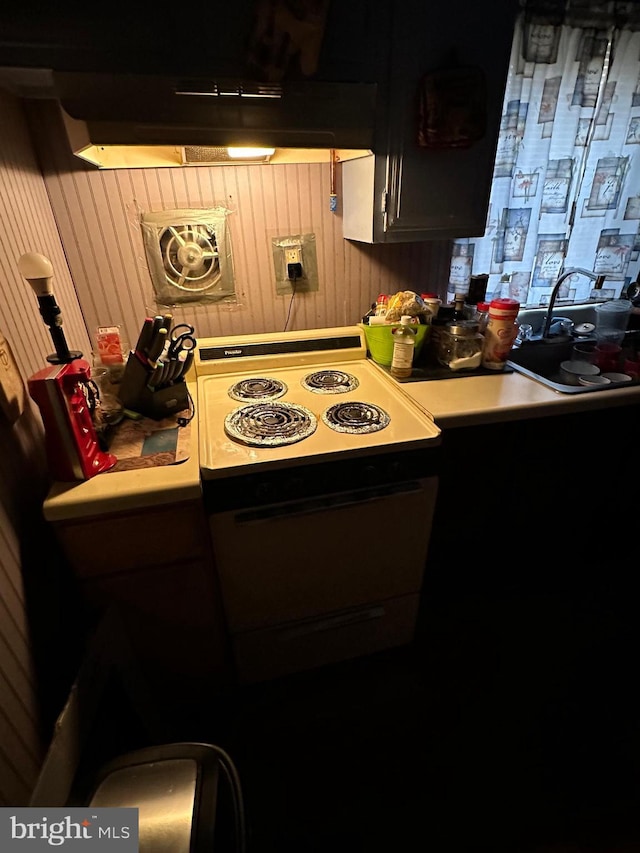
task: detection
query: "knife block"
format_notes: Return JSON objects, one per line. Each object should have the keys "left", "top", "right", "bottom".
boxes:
{"left": 117, "top": 352, "right": 189, "bottom": 420}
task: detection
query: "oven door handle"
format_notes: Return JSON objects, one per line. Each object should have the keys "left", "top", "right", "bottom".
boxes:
{"left": 234, "top": 480, "right": 426, "bottom": 524}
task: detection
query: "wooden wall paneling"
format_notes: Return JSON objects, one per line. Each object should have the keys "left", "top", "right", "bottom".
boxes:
{"left": 256, "top": 165, "right": 285, "bottom": 334}
{"left": 304, "top": 162, "right": 328, "bottom": 329}
{"left": 96, "top": 169, "right": 150, "bottom": 331}
{"left": 0, "top": 95, "right": 90, "bottom": 366}
{"left": 0, "top": 484, "right": 44, "bottom": 807}
{"left": 26, "top": 100, "right": 453, "bottom": 349}
{"left": 296, "top": 163, "right": 320, "bottom": 331}
{"left": 0, "top": 523, "right": 39, "bottom": 716}
{"left": 0, "top": 90, "right": 93, "bottom": 805}
{"left": 232, "top": 165, "right": 268, "bottom": 332}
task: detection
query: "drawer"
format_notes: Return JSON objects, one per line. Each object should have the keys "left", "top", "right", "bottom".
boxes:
{"left": 231, "top": 593, "right": 419, "bottom": 684}
{"left": 54, "top": 501, "right": 206, "bottom": 578}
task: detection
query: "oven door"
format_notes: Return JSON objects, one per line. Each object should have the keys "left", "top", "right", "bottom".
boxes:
{"left": 209, "top": 475, "right": 438, "bottom": 633}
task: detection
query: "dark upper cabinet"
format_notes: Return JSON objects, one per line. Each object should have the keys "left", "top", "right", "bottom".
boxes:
{"left": 343, "top": 0, "right": 518, "bottom": 243}
{"left": 2, "top": 0, "right": 515, "bottom": 244}
{"left": 0, "top": 1, "right": 389, "bottom": 83}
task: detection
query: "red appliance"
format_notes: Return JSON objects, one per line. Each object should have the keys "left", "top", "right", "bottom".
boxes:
{"left": 18, "top": 252, "right": 116, "bottom": 482}
{"left": 28, "top": 360, "right": 116, "bottom": 481}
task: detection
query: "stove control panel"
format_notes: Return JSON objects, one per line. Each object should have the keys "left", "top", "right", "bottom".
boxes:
{"left": 203, "top": 446, "right": 441, "bottom": 512}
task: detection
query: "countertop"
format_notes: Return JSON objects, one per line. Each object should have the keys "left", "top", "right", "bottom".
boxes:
{"left": 389, "top": 367, "right": 640, "bottom": 428}
{"left": 42, "top": 363, "right": 640, "bottom": 522}
{"left": 43, "top": 380, "right": 202, "bottom": 522}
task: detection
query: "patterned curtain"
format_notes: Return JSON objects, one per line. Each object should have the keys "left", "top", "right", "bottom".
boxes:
{"left": 448, "top": 2, "right": 640, "bottom": 307}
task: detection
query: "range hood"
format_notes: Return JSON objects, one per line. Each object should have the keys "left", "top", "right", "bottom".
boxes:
{"left": 53, "top": 71, "right": 376, "bottom": 169}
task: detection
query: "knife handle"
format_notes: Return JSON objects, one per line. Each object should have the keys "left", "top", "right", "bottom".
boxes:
{"left": 134, "top": 317, "right": 154, "bottom": 355}
{"left": 147, "top": 328, "right": 168, "bottom": 365}
{"left": 162, "top": 361, "right": 174, "bottom": 385}
{"left": 166, "top": 359, "right": 181, "bottom": 383}
{"left": 147, "top": 363, "right": 164, "bottom": 389}
{"left": 179, "top": 350, "right": 194, "bottom": 380}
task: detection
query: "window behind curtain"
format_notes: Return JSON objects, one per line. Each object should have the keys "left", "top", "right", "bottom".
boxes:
{"left": 448, "top": 1, "right": 640, "bottom": 308}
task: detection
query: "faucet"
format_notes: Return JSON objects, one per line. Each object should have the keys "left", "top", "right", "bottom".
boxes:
{"left": 542, "top": 267, "right": 606, "bottom": 339}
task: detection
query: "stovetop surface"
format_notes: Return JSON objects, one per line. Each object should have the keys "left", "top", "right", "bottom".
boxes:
{"left": 195, "top": 326, "right": 440, "bottom": 479}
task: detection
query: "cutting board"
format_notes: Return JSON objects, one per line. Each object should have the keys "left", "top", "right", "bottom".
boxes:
{"left": 0, "top": 330, "right": 27, "bottom": 423}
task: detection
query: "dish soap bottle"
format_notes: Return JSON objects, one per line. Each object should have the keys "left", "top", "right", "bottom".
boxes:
{"left": 390, "top": 315, "right": 416, "bottom": 378}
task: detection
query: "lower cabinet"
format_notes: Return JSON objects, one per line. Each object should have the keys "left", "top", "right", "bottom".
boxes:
{"left": 51, "top": 500, "right": 232, "bottom": 725}
{"left": 423, "top": 404, "right": 640, "bottom": 606}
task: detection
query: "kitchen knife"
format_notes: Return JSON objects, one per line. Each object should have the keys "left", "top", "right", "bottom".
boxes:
{"left": 149, "top": 314, "right": 163, "bottom": 339}
{"left": 146, "top": 362, "right": 164, "bottom": 389}
{"left": 178, "top": 350, "right": 194, "bottom": 380}
{"left": 165, "top": 358, "right": 181, "bottom": 383}
{"left": 147, "top": 328, "right": 168, "bottom": 365}
{"left": 162, "top": 313, "right": 173, "bottom": 336}
{"left": 134, "top": 317, "right": 154, "bottom": 356}
{"left": 146, "top": 315, "right": 164, "bottom": 356}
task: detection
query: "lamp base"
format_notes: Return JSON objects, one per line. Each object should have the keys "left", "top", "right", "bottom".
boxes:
{"left": 46, "top": 351, "right": 83, "bottom": 364}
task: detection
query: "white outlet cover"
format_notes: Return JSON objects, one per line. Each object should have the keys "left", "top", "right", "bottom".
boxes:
{"left": 0, "top": 331, "right": 27, "bottom": 423}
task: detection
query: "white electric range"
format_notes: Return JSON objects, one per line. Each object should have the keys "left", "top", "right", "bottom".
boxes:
{"left": 196, "top": 325, "right": 440, "bottom": 476}
{"left": 194, "top": 325, "right": 441, "bottom": 683}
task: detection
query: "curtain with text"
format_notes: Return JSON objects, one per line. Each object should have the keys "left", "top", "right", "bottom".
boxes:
{"left": 449, "top": 7, "right": 640, "bottom": 307}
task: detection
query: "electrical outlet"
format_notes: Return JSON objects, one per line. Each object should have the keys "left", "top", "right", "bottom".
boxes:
{"left": 285, "top": 245, "right": 302, "bottom": 265}
{"left": 272, "top": 233, "right": 319, "bottom": 295}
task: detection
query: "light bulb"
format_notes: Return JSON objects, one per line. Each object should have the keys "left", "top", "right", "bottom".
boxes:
{"left": 226, "top": 147, "right": 275, "bottom": 159}
{"left": 18, "top": 252, "right": 54, "bottom": 296}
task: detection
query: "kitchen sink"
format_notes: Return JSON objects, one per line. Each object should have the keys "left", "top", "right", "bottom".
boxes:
{"left": 516, "top": 303, "right": 598, "bottom": 332}
{"left": 507, "top": 328, "right": 640, "bottom": 394}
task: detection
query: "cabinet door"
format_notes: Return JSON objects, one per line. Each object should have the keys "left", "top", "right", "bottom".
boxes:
{"left": 385, "top": 0, "right": 516, "bottom": 241}
{"left": 53, "top": 501, "right": 207, "bottom": 579}
{"left": 80, "top": 560, "right": 232, "bottom": 716}
{"left": 0, "top": 0, "right": 389, "bottom": 81}
{"left": 345, "top": 0, "right": 517, "bottom": 243}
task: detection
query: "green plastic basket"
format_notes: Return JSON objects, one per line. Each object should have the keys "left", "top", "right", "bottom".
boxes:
{"left": 361, "top": 322, "right": 429, "bottom": 367}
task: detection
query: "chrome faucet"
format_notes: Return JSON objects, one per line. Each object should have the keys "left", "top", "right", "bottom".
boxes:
{"left": 542, "top": 267, "right": 606, "bottom": 339}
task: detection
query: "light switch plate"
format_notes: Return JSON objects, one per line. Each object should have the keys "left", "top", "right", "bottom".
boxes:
{"left": 0, "top": 330, "right": 27, "bottom": 423}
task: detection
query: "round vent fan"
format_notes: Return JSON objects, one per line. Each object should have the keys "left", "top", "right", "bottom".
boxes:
{"left": 160, "top": 224, "right": 221, "bottom": 292}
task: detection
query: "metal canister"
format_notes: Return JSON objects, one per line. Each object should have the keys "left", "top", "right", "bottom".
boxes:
{"left": 481, "top": 298, "right": 520, "bottom": 370}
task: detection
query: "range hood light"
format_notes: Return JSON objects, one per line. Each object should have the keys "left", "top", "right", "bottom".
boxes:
{"left": 53, "top": 72, "right": 376, "bottom": 168}
{"left": 227, "top": 147, "right": 276, "bottom": 159}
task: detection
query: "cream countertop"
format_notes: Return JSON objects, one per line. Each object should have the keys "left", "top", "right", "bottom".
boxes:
{"left": 43, "top": 380, "right": 202, "bottom": 522}
{"left": 382, "top": 367, "right": 640, "bottom": 428}
{"left": 43, "top": 362, "right": 640, "bottom": 522}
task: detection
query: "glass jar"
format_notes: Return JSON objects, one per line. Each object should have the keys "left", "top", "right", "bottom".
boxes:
{"left": 437, "top": 321, "right": 484, "bottom": 371}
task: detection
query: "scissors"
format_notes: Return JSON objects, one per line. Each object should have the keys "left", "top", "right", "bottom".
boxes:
{"left": 167, "top": 323, "right": 196, "bottom": 358}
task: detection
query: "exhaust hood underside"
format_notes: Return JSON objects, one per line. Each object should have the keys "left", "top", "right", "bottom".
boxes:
{"left": 54, "top": 71, "right": 376, "bottom": 168}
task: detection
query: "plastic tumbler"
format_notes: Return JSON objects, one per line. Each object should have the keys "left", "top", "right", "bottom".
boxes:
{"left": 594, "top": 342, "right": 622, "bottom": 372}
{"left": 623, "top": 357, "right": 640, "bottom": 378}
{"left": 595, "top": 299, "right": 632, "bottom": 345}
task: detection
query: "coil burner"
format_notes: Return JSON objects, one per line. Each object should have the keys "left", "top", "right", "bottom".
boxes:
{"left": 228, "top": 377, "right": 287, "bottom": 402}
{"left": 301, "top": 370, "right": 359, "bottom": 394}
{"left": 322, "top": 401, "right": 390, "bottom": 434}
{"left": 225, "top": 401, "right": 317, "bottom": 447}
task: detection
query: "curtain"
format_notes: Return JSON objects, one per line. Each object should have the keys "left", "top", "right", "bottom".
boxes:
{"left": 449, "top": 3, "right": 640, "bottom": 307}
